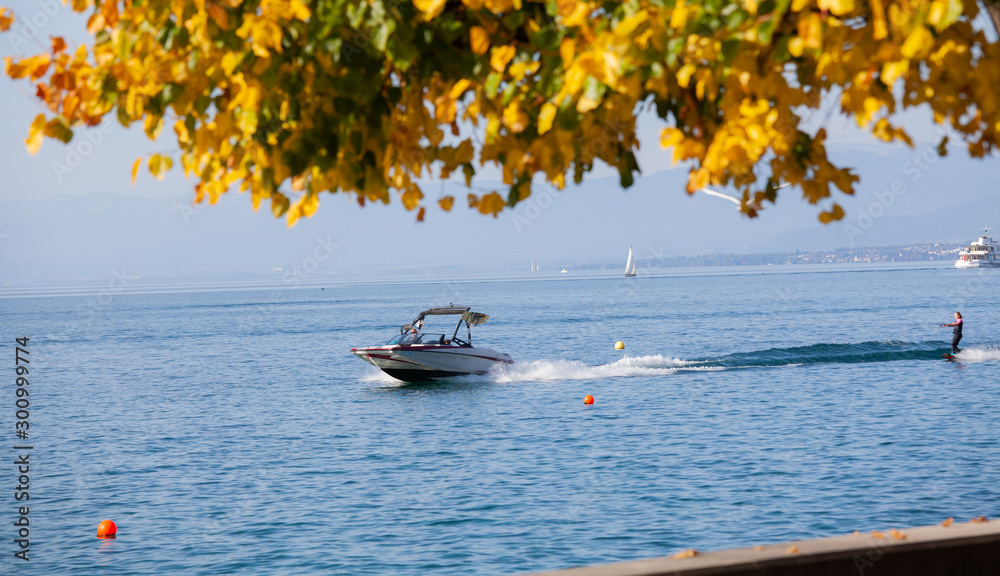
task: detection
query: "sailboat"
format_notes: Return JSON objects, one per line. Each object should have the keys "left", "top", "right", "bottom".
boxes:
{"left": 624, "top": 245, "right": 637, "bottom": 277}
{"left": 530, "top": 259, "right": 539, "bottom": 272}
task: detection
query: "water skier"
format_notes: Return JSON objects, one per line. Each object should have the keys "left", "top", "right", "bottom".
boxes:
{"left": 940, "top": 312, "right": 963, "bottom": 354}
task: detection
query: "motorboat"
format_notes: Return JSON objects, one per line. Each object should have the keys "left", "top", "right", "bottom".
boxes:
{"left": 955, "top": 227, "right": 1000, "bottom": 268}
{"left": 351, "top": 306, "right": 514, "bottom": 382}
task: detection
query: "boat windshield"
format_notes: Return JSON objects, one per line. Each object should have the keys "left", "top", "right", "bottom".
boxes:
{"left": 386, "top": 332, "right": 449, "bottom": 346}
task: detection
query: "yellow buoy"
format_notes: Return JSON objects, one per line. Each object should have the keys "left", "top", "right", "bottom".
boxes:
{"left": 614, "top": 341, "right": 624, "bottom": 350}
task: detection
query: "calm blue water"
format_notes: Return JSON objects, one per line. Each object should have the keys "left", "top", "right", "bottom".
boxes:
{"left": 2, "top": 263, "right": 998, "bottom": 575}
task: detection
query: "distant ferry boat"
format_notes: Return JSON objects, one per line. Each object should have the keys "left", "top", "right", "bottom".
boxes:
{"left": 955, "top": 227, "right": 1000, "bottom": 268}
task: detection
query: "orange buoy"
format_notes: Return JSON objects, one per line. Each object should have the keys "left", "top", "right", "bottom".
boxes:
{"left": 97, "top": 520, "right": 117, "bottom": 539}
{"left": 584, "top": 395, "right": 594, "bottom": 405}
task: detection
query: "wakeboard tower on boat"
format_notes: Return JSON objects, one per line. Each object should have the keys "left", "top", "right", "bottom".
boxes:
{"left": 352, "top": 306, "right": 513, "bottom": 382}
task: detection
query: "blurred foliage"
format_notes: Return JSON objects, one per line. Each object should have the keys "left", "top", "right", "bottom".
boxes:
{"left": 3, "top": 0, "right": 999, "bottom": 225}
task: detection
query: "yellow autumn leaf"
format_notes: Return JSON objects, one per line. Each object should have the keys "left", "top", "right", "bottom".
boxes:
{"left": 207, "top": 4, "right": 229, "bottom": 29}
{"left": 576, "top": 95, "right": 599, "bottom": 113}
{"left": 8, "top": 55, "right": 51, "bottom": 81}
{"left": 490, "top": 45, "right": 516, "bottom": 73}
{"left": 271, "top": 193, "right": 290, "bottom": 217}
{"left": 660, "top": 127, "right": 684, "bottom": 148}
{"left": 901, "top": 26, "right": 933, "bottom": 59}
{"left": 25, "top": 114, "right": 46, "bottom": 155}
{"left": 286, "top": 192, "right": 320, "bottom": 227}
{"left": 870, "top": 0, "right": 887, "bottom": 39}
{"left": 670, "top": 1, "right": 689, "bottom": 29}
{"left": 538, "top": 102, "right": 557, "bottom": 135}
{"left": 438, "top": 195, "right": 455, "bottom": 211}
{"left": 687, "top": 167, "right": 710, "bottom": 192}
{"left": 147, "top": 154, "right": 173, "bottom": 181}
{"left": 927, "top": 0, "right": 962, "bottom": 32}
{"left": 560, "top": 3, "right": 590, "bottom": 27}
{"left": 448, "top": 79, "right": 472, "bottom": 99}
{"left": 676, "top": 64, "right": 697, "bottom": 88}
{"left": 818, "top": 0, "right": 853, "bottom": 16}
{"left": 492, "top": 0, "right": 522, "bottom": 9}
{"left": 288, "top": 0, "right": 311, "bottom": 21}
{"left": 503, "top": 99, "right": 528, "bottom": 132}
{"left": 881, "top": 60, "right": 909, "bottom": 86}
{"left": 872, "top": 118, "right": 912, "bottom": 146}
{"left": 401, "top": 187, "right": 423, "bottom": 210}
{"left": 470, "top": 26, "right": 490, "bottom": 55}
{"left": 614, "top": 11, "right": 647, "bottom": 37}
{"left": 477, "top": 191, "right": 505, "bottom": 217}
{"left": 86, "top": 12, "right": 105, "bottom": 34}
{"left": 559, "top": 38, "right": 576, "bottom": 66}
{"left": 509, "top": 60, "right": 540, "bottom": 82}
{"left": 0, "top": 8, "right": 12, "bottom": 32}
{"left": 788, "top": 37, "right": 805, "bottom": 57}
{"left": 413, "top": 0, "right": 446, "bottom": 19}
{"left": 132, "top": 157, "right": 142, "bottom": 184}
{"left": 434, "top": 95, "right": 457, "bottom": 123}
{"left": 253, "top": 19, "right": 284, "bottom": 53}
{"left": 672, "top": 549, "right": 699, "bottom": 559}
{"left": 797, "top": 13, "right": 823, "bottom": 52}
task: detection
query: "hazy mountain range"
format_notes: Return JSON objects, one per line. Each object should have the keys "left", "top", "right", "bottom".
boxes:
{"left": 1, "top": 144, "right": 996, "bottom": 283}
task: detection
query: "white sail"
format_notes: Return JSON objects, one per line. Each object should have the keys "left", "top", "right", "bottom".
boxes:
{"left": 625, "top": 245, "right": 636, "bottom": 276}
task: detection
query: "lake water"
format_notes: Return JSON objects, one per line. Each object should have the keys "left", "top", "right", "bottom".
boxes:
{"left": 2, "top": 262, "right": 998, "bottom": 575}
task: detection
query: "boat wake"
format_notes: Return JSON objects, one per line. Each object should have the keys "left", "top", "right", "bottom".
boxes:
{"left": 361, "top": 341, "right": 999, "bottom": 385}
{"left": 488, "top": 355, "right": 707, "bottom": 383}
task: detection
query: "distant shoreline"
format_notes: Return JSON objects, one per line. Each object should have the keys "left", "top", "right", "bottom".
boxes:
{"left": 0, "top": 257, "right": 969, "bottom": 296}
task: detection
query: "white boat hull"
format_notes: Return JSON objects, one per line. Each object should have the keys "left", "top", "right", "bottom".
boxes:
{"left": 352, "top": 344, "right": 513, "bottom": 382}
{"left": 955, "top": 260, "right": 1000, "bottom": 268}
